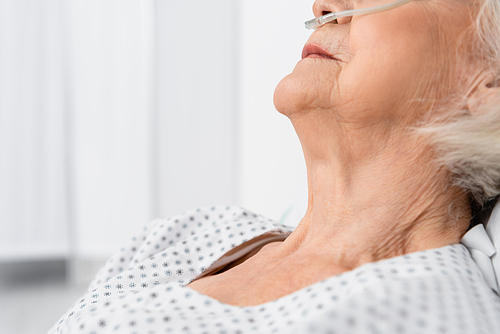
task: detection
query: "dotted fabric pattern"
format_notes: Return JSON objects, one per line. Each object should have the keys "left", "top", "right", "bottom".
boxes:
{"left": 48, "top": 206, "right": 500, "bottom": 334}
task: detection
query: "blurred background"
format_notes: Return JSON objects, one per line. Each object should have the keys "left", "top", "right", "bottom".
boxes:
{"left": 0, "top": 0, "right": 311, "bottom": 332}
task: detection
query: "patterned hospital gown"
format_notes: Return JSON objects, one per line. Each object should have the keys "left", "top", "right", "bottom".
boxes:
{"left": 48, "top": 206, "right": 500, "bottom": 334}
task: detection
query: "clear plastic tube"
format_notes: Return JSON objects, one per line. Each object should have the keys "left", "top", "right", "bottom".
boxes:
{"left": 305, "top": 0, "right": 413, "bottom": 30}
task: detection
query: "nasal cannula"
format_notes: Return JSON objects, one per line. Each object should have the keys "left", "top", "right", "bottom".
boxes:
{"left": 305, "top": 0, "right": 413, "bottom": 30}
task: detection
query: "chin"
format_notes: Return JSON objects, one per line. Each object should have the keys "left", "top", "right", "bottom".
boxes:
{"left": 274, "top": 71, "right": 314, "bottom": 119}
{"left": 274, "top": 58, "right": 342, "bottom": 120}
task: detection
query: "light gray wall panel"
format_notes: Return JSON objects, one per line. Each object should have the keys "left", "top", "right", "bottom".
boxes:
{"left": 156, "top": 1, "right": 238, "bottom": 216}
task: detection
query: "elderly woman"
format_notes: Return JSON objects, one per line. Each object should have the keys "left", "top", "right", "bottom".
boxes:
{"left": 49, "top": 0, "right": 500, "bottom": 333}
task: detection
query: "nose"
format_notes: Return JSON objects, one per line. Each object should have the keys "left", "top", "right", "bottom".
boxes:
{"left": 312, "top": 0, "right": 352, "bottom": 25}
{"left": 313, "top": 0, "right": 334, "bottom": 18}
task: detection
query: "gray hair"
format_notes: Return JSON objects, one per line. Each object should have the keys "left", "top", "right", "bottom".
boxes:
{"left": 421, "top": 0, "right": 500, "bottom": 207}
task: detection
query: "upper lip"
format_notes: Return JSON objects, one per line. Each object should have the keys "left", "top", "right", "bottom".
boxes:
{"left": 302, "top": 43, "right": 337, "bottom": 60}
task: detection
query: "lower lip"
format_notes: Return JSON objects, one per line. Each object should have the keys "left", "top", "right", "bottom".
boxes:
{"left": 306, "top": 54, "right": 332, "bottom": 59}
{"left": 298, "top": 54, "right": 335, "bottom": 63}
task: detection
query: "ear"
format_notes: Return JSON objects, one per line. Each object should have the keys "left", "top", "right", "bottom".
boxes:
{"left": 468, "top": 74, "right": 500, "bottom": 114}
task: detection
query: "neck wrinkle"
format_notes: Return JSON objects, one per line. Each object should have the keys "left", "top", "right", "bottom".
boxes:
{"left": 282, "top": 116, "right": 470, "bottom": 270}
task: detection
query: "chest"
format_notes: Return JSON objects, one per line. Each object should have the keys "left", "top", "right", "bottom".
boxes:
{"left": 187, "top": 247, "right": 348, "bottom": 307}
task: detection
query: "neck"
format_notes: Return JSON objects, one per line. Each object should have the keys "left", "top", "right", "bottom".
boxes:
{"left": 282, "top": 112, "right": 470, "bottom": 270}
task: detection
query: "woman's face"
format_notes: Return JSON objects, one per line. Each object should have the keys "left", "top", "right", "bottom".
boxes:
{"left": 274, "top": 0, "right": 474, "bottom": 128}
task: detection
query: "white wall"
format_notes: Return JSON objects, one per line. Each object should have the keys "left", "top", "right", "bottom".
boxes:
{"left": 156, "top": 1, "right": 238, "bottom": 217}
{"left": 0, "top": 0, "right": 70, "bottom": 260}
{"left": 0, "top": 0, "right": 314, "bottom": 264}
{"left": 68, "top": 0, "right": 156, "bottom": 258}
{"left": 237, "top": 0, "right": 312, "bottom": 224}
{"left": 154, "top": 0, "right": 313, "bottom": 224}
{"left": 155, "top": 0, "right": 312, "bottom": 225}
{"left": 0, "top": 0, "right": 156, "bottom": 262}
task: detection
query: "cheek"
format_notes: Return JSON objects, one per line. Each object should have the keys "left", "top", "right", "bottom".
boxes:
{"left": 337, "top": 13, "right": 440, "bottom": 123}
{"left": 275, "top": 3, "right": 458, "bottom": 124}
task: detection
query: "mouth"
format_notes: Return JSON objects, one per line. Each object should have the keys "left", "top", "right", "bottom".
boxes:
{"left": 301, "top": 43, "right": 338, "bottom": 61}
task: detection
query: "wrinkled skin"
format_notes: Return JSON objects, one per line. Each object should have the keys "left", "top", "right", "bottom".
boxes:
{"left": 188, "top": 0, "right": 481, "bottom": 307}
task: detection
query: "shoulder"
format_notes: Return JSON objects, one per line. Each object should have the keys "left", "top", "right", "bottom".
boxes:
{"left": 46, "top": 206, "right": 293, "bottom": 333}
{"left": 305, "top": 244, "right": 500, "bottom": 334}
{"left": 87, "top": 206, "right": 291, "bottom": 290}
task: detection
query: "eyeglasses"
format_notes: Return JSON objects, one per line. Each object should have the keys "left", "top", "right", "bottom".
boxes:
{"left": 305, "top": 0, "right": 413, "bottom": 30}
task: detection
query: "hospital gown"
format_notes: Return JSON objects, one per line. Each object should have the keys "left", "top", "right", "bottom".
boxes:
{"left": 48, "top": 206, "right": 500, "bottom": 334}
